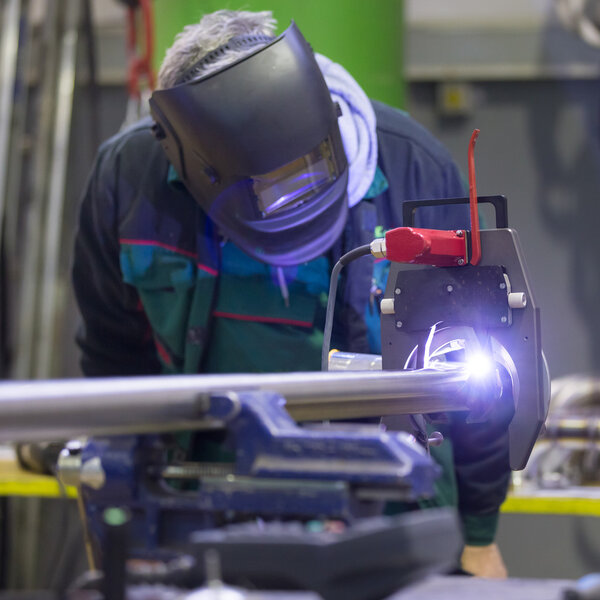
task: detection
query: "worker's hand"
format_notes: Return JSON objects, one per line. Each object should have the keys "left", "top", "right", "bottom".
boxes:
{"left": 460, "top": 543, "right": 508, "bottom": 578}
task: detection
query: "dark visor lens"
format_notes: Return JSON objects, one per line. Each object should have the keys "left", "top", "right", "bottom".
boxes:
{"left": 252, "top": 138, "right": 339, "bottom": 216}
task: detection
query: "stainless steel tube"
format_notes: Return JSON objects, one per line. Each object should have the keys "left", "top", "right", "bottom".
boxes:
{"left": 0, "top": 366, "right": 473, "bottom": 442}
{"left": 328, "top": 351, "right": 382, "bottom": 371}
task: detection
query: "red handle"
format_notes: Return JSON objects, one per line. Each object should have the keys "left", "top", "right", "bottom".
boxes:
{"left": 468, "top": 129, "right": 481, "bottom": 265}
{"left": 126, "top": 0, "right": 155, "bottom": 99}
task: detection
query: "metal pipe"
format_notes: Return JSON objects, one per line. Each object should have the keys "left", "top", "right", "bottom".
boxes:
{"left": 4, "top": 0, "right": 31, "bottom": 268}
{"left": 0, "top": 366, "right": 474, "bottom": 442}
{"left": 35, "top": 0, "right": 80, "bottom": 378}
{"left": 0, "top": 0, "right": 20, "bottom": 239}
{"left": 14, "top": 0, "right": 61, "bottom": 379}
{"left": 328, "top": 351, "right": 382, "bottom": 371}
{"left": 543, "top": 417, "right": 600, "bottom": 440}
{"left": 0, "top": 0, "right": 21, "bottom": 379}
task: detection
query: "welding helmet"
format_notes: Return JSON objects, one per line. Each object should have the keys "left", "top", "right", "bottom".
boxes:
{"left": 149, "top": 22, "right": 349, "bottom": 266}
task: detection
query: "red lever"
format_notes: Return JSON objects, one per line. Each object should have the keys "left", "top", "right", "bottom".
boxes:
{"left": 126, "top": 0, "right": 155, "bottom": 99}
{"left": 377, "top": 130, "right": 482, "bottom": 268}
{"left": 468, "top": 129, "right": 481, "bottom": 265}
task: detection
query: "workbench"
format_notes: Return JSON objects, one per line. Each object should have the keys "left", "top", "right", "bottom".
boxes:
{"left": 390, "top": 575, "right": 572, "bottom": 599}
{"left": 0, "top": 445, "right": 590, "bottom": 595}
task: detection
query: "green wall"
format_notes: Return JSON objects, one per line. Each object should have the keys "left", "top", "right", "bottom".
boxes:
{"left": 152, "top": 0, "right": 405, "bottom": 108}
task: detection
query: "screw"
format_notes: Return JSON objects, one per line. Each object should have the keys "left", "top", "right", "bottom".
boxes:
{"left": 457, "top": 258, "right": 465, "bottom": 266}
{"left": 446, "top": 285, "right": 454, "bottom": 293}
{"left": 396, "top": 320, "right": 403, "bottom": 328}
{"left": 499, "top": 282, "right": 506, "bottom": 290}
{"left": 456, "top": 230, "right": 464, "bottom": 237}
{"left": 501, "top": 316, "right": 508, "bottom": 323}
{"left": 395, "top": 288, "right": 401, "bottom": 295}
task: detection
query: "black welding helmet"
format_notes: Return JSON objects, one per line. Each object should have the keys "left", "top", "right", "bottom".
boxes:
{"left": 149, "top": 22, "right": 349, "bottom": 266}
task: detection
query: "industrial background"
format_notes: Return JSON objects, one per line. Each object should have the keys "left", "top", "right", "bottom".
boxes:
{"left": 1, "top": 0, "right": 597, "bottom": 382}
{"left": 2, "top": 0, "right": 600, "bottom": 590}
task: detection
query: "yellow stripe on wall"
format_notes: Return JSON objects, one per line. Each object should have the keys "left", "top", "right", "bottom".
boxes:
{"left": 0, "top": 460, "right": 77, "bottom": 498}
{"left": 502, "top": 495, "right": 600, "bottom": 517}
{"left": 0, "top": 479, "right": 77, "bottom": 498}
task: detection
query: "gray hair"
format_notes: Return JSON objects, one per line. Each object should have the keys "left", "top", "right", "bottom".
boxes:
{"left": 157, "top": 10, "right": 277, "bottom": 89}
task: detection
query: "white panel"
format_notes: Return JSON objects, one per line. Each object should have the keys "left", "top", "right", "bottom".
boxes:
{"left": 407, "top": 0, "right": 555, "bottom": 28}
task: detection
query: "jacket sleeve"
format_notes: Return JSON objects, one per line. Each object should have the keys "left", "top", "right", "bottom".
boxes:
{"left": 72, "top": 142, "right": 161, "bottom": 377}
{"left": 377, "top": 118, "right": 511, "bottom": 545}
{"left": 449, "top": 395, "right": 512, "bottom": 546}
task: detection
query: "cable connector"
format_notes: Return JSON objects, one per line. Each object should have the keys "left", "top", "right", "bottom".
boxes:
{"left": 384, "top": 227, "right": 468, "bottom": 267}
{"left": 370, "top": 238, "right": 387, "bottom": 259}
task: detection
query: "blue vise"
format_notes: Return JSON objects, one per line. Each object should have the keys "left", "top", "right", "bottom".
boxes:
{"left": 75, "top": 390, "right": 439, "bottom": 554}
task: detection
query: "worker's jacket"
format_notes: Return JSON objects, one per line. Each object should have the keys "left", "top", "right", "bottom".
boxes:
{"left": 72, "top": 99, "right": 511, "bottom": 546}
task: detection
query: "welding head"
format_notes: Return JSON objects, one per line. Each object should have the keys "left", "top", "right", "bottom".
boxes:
{"left": 149, "top": 22, "right": 348, "bottom": 266}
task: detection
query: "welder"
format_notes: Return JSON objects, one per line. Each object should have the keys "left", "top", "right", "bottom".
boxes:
{"left": 72, "top": 9, "right": 510, "bottom": 577}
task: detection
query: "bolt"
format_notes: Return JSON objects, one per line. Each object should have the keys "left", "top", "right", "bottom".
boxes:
{"left": 446, "top": 284, "right": 454, "bottom": 293}
{"left": 456, "top": 230, "right": 464, "bottom": 237}
{"left": 499, "top": 282, "right": 506, "bottom": 290}
{"left": 428, "top": 431, "right": 444, "bottom": 447}
{"left": 501, "top": 316, "right": 508, "bottom": 323}
{"left": 65, "top": 440, "right": 82, "bottom": 456}
{"left": 395, "top": 288, "right": 401, "bottom": 295}
{"left": 396, "top": 320, "right": 403, "bottom": 328}
{"left": 457, "top": 258, "right": 465, "bottom": 266}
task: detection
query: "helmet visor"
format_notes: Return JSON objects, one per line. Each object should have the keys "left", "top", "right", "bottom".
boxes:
{"left": 207, "top": 156, "right": 348, "bottom": 266}
{"left": 253, "top": 138, "right": 339, "bottom": 216}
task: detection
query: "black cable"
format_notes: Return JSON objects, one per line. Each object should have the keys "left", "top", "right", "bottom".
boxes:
{"left": 321, "top": 244, "right": 372, "bottom": 371}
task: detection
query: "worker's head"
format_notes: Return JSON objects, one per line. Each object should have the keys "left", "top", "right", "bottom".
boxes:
{"left": 150, "top": 10, "right": 348, "bottom": 266}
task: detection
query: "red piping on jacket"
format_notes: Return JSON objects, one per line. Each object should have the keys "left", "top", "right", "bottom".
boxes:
{"left": 212, "top": 311, "right": 312, "bottom": 329}
{"left": 154, "top": 338, "right": 172, "bottom": 365}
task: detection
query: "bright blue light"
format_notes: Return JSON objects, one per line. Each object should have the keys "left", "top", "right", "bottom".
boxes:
{"left": 466, "top": 352, "right": 494, "bottom": 379}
